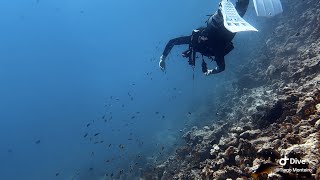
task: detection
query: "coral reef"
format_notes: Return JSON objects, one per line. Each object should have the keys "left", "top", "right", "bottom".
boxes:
{"left": 141, "top": 0, "right": 320, "bottom": 179}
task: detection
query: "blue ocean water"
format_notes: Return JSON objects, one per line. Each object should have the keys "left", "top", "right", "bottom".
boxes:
{"left": 0, "top": 0, "right": 266, "bottom": 179}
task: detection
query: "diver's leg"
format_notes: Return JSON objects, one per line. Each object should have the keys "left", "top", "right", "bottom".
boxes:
{"left": 235, "top": 0, "right": 249, "bottom": 17}
{"left": 205, "top": 56, "right": 225, "bottom": 75}
{"left": 161, "top": 36, "right": 191, "bottom": 60}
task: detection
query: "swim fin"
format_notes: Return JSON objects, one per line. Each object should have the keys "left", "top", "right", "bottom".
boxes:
{"left": 220, "top": 0, "right": 258, "bottom": 33}
{"left": 253, "top": 0, "right": 283, "bottom": 17}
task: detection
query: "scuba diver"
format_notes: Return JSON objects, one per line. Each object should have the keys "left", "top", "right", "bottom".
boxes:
{"left": 159, "top": 0, "right": 250, "bottom": 76}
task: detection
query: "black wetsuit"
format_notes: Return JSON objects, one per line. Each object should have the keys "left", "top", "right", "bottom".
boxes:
{"left": 162, "top": 0, "right": 249, "bottom": 74}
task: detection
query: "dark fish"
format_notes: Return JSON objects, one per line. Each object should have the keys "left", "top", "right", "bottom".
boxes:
{"left": 188, "top": 112, "right": 192, "bottom": 115}
{"left": 108, "top": 144, "right": 112, "bottom": 147}
{"left": 128, "top": 138, "right": 132, "bottom": 140}
{"left": 100, "top": 140, "right": 104, "bottom": 143}
{"left": 173, "top": 88, "right": 177, "bottom": 90}
{"left": 7, "top": 149, "right": 12, "bottom": 153}
{"left": 132, "top": 83, "right": 135, "bottom": 86}
{"left": 110, "top": 173, "right": 113, "bottom": 177}
{"left": 162, "top": 115, "right": 165, "bottom": 119}
{"left": 106, "top": 159, "right": 110, "bottom": 163}
{"left": 155, "top": 112, "right": 159, "bottom": 114}
{"left": 91, "top": 152, "right": 94, "bottom": 156}
{"left": 136, "top": 112, "right": 140, "bottom": 114}
{"left": 161, "top": 146, "right": 165, "bottom": 150}
{"left": 130, "top": 97, "right": 133, "bottom": 101}
{"left": 83, "top": 133, "right": 88, "bottom": 138}
{"left": 109, "top": 116, "right": 112, "bottom": 120}
{"left": 89, "top": 167, "right": 93, "bottom": 171}
{"left": 131, "top": 116, "right": 135, "bottom": 119}
{"left": 122, "top": 104, "right": 125, "bottom": 108}
{"left": 35, "top": 140, "right": 41, "bottom": 144}
{"left": 110, "top": 96, "right": 113, "bottom": 99}
{"left": 94, "top": 133, "right": 100, "bottom": 136}
{"left": 116, "top": 98, "right": 119, "bottom": 101}
{"left": 86, "top": 123, "right": 91, "bottom": 127}
{"left": 55, "top": 173, "right": 59, "bottom": 176}
{"left": 251, "top": 162, "right": 280, "bottom": 179}
{"left": 119, "top": 144, "right": 125, "bottom": 149}
{"left": 102, "top": 115, "right": 105, "bottom": 119}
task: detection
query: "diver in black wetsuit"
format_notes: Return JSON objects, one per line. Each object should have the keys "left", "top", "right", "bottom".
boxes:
{"left": 159, "top": 0, "right": 249, "bottom": 75}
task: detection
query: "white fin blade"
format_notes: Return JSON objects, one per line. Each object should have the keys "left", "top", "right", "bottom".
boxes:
{"left": 253, "top": 0, "right": 283, "bottom": 17}
{"left": 220, "top": 0, "right": 258, "bottom": 33}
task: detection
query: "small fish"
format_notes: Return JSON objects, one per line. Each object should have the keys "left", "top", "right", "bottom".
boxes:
{"left": 83, "top": 133, "right": 88, "bottom": 138}
{"left": 35, "top": 140, "right": 41, "bottom": 144}
{"left": 251, "top": 162, "right": 280, "bottom": 179}
{"left": 130, "top": 97, "right": 133, "bottom": 101}
{"left": 106, "top": 159, "right": 110, "bottom": 163}
{"left": 122, "top": 104, "right": 125, "bottom": 108}
{"left": 161, "top": 146, "right": 165, "bottom": 150}
{"left": 55, "top": 172, "right": 59, "bottom": 176}
{"left": 115, "top": 98, "right": 119, "bottom": 101}
{"left": 94, "top": 133, "right": 100, "bottom": 136}
{"left": 86, "top": 123, "right": 91, "bottom": 127}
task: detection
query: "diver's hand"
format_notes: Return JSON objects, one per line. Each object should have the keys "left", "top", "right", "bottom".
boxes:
{"left": 159, "top": 55, "right": 166, "bottom": 71}
{"left": 204, "top": 69, "right": 213, "bottom": 76}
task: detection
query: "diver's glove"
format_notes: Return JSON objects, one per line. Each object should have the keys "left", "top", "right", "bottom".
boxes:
{"left": 159, "top": 55, "right": 166, "bottom": 71}
{"left": 204, "top": 69, "right": 214, "bottom": 76}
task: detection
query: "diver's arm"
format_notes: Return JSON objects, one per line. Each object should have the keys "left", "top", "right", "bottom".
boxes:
{"left": 159, "top": 36, "right": 191, "bottom": 71}
{"left": 235, "top": 0, "right": 249, "bottom": 17}
{"left": 205, "top": 56, "right": 225, "bottom": 75}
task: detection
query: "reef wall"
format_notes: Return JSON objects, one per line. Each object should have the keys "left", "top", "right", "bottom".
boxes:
{"left": 142, "top": 0, "right": 320, "bottom": 179}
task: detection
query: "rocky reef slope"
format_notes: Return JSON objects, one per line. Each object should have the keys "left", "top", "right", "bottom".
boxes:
{"left": 142, "top": 0, "right": 320, "bottom": 179}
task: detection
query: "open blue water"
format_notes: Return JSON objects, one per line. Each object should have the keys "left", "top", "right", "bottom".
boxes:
{"left": 0, "top": 0, "right": 267, "bottom": 179}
